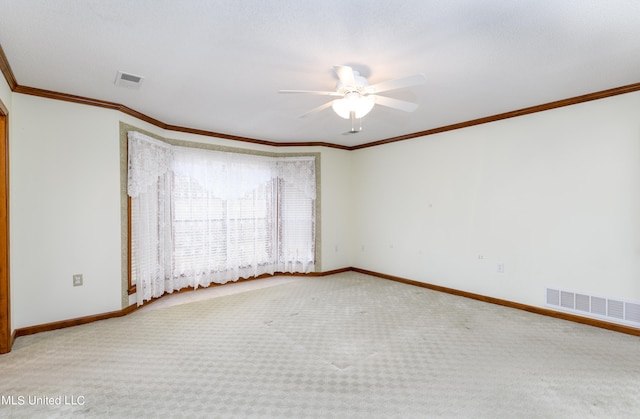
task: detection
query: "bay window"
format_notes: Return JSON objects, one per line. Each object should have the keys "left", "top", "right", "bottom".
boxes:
{"left": 127, "top": 131, "right": 316, "bottom": 305}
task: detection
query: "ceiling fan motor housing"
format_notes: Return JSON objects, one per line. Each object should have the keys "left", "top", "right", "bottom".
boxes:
{"left": 336, "top": 71, "right": 369, "bottom": 95}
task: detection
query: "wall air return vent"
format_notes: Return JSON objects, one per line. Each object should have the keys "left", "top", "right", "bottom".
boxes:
{"left": 607, "top": 299, "right": 625, "bottom": 320}
{"left": 546, "top": 289, "right": 559, "bottom": 306}
{"left": 625, "top": 302, "right": 640, "bottom": 323}
{"left": 560, "top": 291, "right": 575, "bottom": 309}
{"left": 115, "top": 71, "right": 144, "bottom": 89}
{"left": 546, "top": 287, "right": 640, "bottom": 327}
{"left": 591, "top": 296, "right": 606, "bottom": 316}
{"left": 575, "top": 293, "right": 590, "bottom": 312}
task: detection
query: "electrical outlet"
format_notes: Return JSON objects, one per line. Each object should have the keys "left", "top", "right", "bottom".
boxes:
{"left": 73, "top": 274, "right": 83, "bottom": 287}
{"left": 497, "top": 263, "right": 505, "bottom": 274}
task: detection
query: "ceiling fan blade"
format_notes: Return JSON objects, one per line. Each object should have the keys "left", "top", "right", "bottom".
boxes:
{"left": 334, "top": 65, "right": 356, "bottom": 86}
{"left": 370, "top": 95, "right": 419, "bottom": 112}
{"left": 279, "top": 89, "right": 342, "bottom": 96}
{"left": 365, "top": 73, "right": 426, "bottom": 94}
{"left": 299, "top": 100, "right": 336, "bottom": 118}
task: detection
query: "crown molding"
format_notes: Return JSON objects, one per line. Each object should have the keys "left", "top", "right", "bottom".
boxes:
{"left": 0, "top": 44, "right": 17, "bottom": 91}
{"left": 14, "top": 85, "right": 165, "bottom": 126}
{"left": 11, "top": 85, "right": 352, "bottom": 150}
{"left": 13, "top": 81, "right": 640, "bottom": 152}
{"left": 2, "top": 43, "right": 639, "bottom": 151}
{"left": 349, "top": 81, "right": 640, "bottom": 150}
{"left": 163, "top": 123, "right": 351, "bottom": 150}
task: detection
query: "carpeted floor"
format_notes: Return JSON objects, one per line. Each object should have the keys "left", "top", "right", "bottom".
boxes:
{"left": 1, "top": 272, "right": 639, "bottom": 418}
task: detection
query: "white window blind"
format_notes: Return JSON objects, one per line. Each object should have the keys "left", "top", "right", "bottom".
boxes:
{"left": 128, "top": 132, "right": 316, "bottom": 305}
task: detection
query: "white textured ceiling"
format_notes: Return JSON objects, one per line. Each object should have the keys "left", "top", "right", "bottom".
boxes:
{"left": 1, "top": 0, "right": 640, "bottom": 147}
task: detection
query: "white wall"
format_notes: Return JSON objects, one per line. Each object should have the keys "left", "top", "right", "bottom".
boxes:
{"left": 9, "top": 93, "right": 353, "bottom": 328}
{"left": 10, "top": 94, "right": 124, "bottom": 328}
{"left": 351, "top": 91, "right": 640, "bottom": 308}
{"left": 316, "top": 147, "right": 353, "bottom": 270}
{"left": 0, "top": 72, "right": 10, "bottom": 110}
{"left": 9, "top": 88, "right": 640, "bottom": 329}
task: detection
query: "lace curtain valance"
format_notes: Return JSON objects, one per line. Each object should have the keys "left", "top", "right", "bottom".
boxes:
{"left": 127, "top": 132, "right": 173, "bottom": 198}
{"left": 128, "top": 132, "right": 316, "bottom": 200}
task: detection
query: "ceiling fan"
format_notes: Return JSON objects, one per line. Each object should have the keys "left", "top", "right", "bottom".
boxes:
{"left": 280, "top": 65, "right": 426, "bottom": 133}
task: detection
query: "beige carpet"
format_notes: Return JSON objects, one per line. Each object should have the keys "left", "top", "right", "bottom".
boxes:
{"left": 1, "top": 272, "right": 639, "bottom": 418}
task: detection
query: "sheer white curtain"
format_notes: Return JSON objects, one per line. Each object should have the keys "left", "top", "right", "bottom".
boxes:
{"left": 276, "top": 158, "right": 316, "bottom": 273}
{"left": 128, "top": 133, "right": 173, "bottom": 305}
{"left": 128, "top": 132, "right": 316, "bottom": 305}
{"left": 171, "top": 147, "right": 278, "bottom": 287}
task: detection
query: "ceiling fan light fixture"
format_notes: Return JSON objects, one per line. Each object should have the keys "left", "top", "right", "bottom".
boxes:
{"left": 280, "top": 65, "right": 424, "bottom": 130}
{"left": 331, "top": 93, "right": 375, "bottom": 119}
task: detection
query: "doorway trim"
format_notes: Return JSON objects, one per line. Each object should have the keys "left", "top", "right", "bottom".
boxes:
{"left": 0, "top": 98, "right": 11, "bottom": 354}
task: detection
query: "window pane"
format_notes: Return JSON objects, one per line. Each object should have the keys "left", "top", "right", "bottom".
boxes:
{"left": 171, "top": 174, "right": 276, "bottom": 276}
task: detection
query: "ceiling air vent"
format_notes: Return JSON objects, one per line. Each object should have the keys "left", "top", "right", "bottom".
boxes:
{"left": 115, "top": 70, "right": 144, "bottom": 89}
